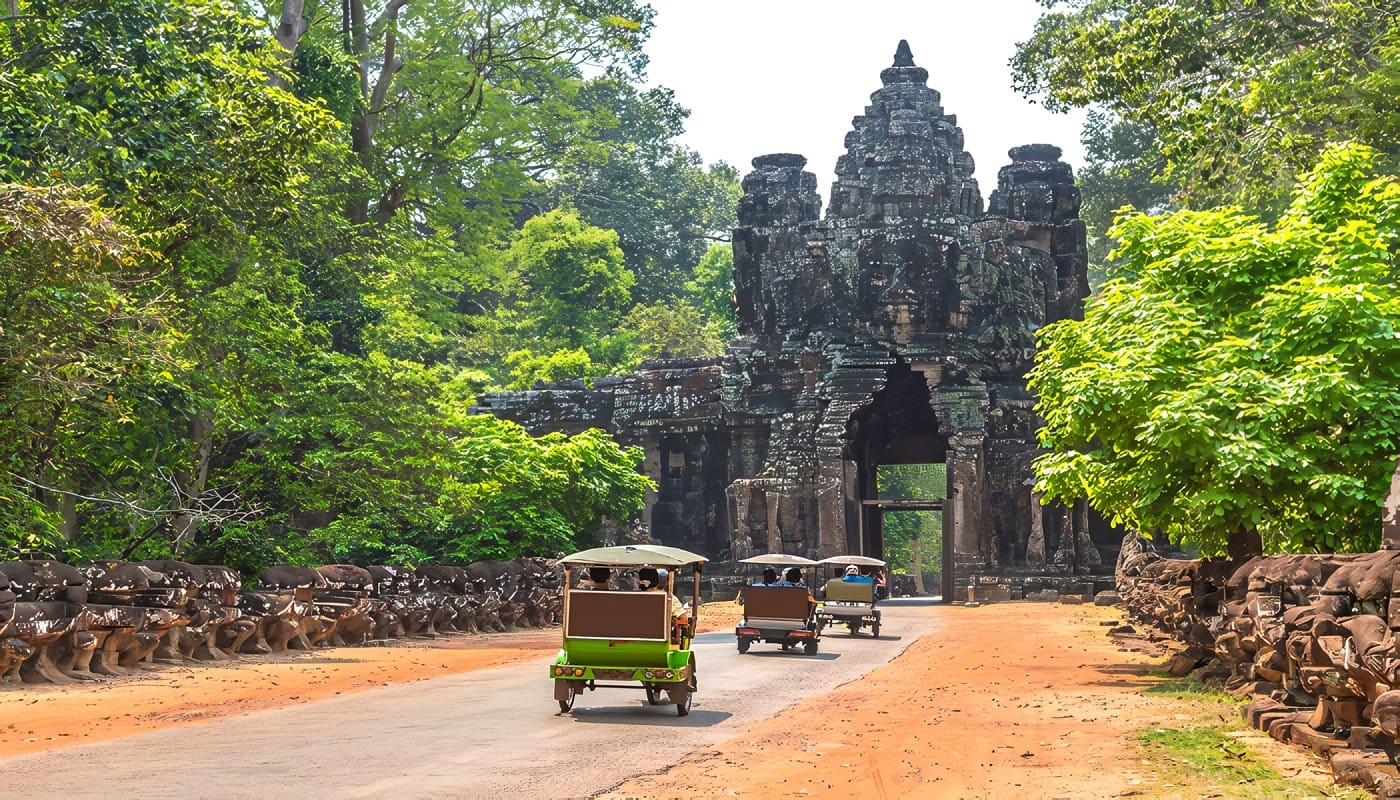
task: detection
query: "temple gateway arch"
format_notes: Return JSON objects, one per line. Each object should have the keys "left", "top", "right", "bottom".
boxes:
{"left": 476, "top": 42, "right": 1118, "bottom": 599}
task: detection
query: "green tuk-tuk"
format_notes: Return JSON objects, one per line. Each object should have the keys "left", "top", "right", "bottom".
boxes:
{"left": 551, "top": 545, "right": 706, "bottom": 716}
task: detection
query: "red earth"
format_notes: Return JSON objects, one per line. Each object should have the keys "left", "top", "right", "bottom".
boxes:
{"left": 0, "top": 601, "right": 1339, "bottom": 798}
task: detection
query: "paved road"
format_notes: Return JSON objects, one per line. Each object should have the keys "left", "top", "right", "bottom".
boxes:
{"left": 5, "top": 599, "right": 940, "bottom": 799}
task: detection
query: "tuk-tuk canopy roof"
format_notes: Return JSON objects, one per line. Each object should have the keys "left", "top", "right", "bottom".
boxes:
{"left": 818, "top": 554, "right": 886, "bottom": 567}
{"left": 738, "top": 553, "right": 818, "bottom": 566}
{"left": 558, "top": 544, "right": 708, "bottom": 567}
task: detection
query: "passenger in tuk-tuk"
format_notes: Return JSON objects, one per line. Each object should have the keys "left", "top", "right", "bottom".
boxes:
{"left": 639, "top": 566, "right": 689, "bottom": 642}
{"left": 578, "top": 566, "right": 613, "bottom": 590}
{"left": 638, "top": 567, "right": 684, "bottom": 616}
{"left": 842, "top": 565, "right": 874, "bottom": 584}
{"left": 776, "top": 567, "right": 818, "bottom": 610}
{"left": 740, "top": 567, "right": 776, "bottom": 607}
{"left": 774, "top": 567, "right": 807, "bottom": 587}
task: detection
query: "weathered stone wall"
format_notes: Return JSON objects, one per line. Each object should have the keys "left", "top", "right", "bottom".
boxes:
{"left": 473, "top": 40, "right": 1107, "bottom": 595}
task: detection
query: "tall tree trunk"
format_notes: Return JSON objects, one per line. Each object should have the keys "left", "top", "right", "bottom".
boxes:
{"left": 170, "top": 408, "right": 215, "bottom": 557}
{"left": 911, "top": 537, "right": 925, "bottom": 594}
{"left": 56, "top": 491, "right": 77, "bottom": 541}
{"left": 274, "top": 0, "right": 309, "bottom": 57}
{"left": 342, "top": 0, "right": 409, "bottom": 226}
{"left": 345, "top": 0, "right": 372, "bottom": 224}
{"left": 1226, "top": 524, "right": 1263, "bottom": 566}
{"left": 171, "top": 342, "right": 225, "bottom": 557}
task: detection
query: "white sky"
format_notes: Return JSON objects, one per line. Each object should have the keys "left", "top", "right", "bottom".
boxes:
{"left": 643, "top": 0, "right": 1087, "bottom": 205}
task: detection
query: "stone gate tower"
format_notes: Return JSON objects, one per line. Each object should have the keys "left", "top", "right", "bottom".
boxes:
{"left": 476, "top": 42, "right": 1114, "bottom": 597}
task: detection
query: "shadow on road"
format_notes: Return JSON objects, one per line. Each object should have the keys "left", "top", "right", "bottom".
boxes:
{"left": 737, "top": 650, "right": 841, "bottom": 661}
{"left": 879, "top": 597, "right": 943, "bottom": 607}
{"left": 825, "top": 633, "right": 903, "bottom": 642}
{"left": 561, "top": 706, "right": 733, "bottom": 727}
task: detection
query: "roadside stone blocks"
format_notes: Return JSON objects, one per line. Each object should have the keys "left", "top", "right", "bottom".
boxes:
{"left": 0, "top": 557, "right": 562, "bottom": 684}
{"left": 1115, "top": 486, "right": 1400, "bottom": 794}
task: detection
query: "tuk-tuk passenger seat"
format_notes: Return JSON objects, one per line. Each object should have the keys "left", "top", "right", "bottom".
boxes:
{"left": 823, "top": 579, "right": 875, "bottom": 604}
{"left": 740, "top": 585, "right": 814, "bottom": 628}
{"left": 565, "top": 590, "right": 670, "bottom": 640}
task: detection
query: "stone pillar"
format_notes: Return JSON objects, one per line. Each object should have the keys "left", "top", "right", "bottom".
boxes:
{"left": 765, "top": 491, "right": 782, "bottom": 553}
{"left": 1050, "top": 501, "right": 1075, "bottom": 568}
{"left": 1026, "top": 490, "right": 1046, "bottom": 565}
{"left": 640, "top": 433, "right": 661, "bottom": 538}
{"left": 1384, "top": 456, "right": 1400, "bottom": 549}
{"left": 840, "top": 459, "right": 862, "bottom": 558}
{"left": 948, "top": 440, "right": 984, "bottom": 566}
{"left": 815, "top": 478, "right": 844, "bottom": 561}
{"left": 725, "top": 480, "right": 746, "bottom": 559}
{"left": 1072, "top": 500, "right": 1100, "bottom": 571}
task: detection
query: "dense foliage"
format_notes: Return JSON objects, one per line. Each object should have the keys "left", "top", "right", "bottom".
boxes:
{"left": 875, "top": 465, "right": 944, "bottom": 591}
{"left": 0, "top": 0, "right": 740, "bottom": 569}
{"left": 1014, "top": 0, "right": 1400, "bottom": 265}
{"left": 1030, "top": 144, "right": 1400, "bottom": 556}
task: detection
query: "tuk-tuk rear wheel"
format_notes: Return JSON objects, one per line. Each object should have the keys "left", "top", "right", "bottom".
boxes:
{"left": 803, "top": 639, "right": 818, "bottom": 656}
{"left": 872, "top": 622, "right": 881, "bottom": 637}
{"left": 676, "top": 688, "right": 693, "bottom": 717}
{"left": 737, "top": 637, "right": 750, "bottom": 654}
{"left": 558, "top": 685, "right": 576, "bottom": 713}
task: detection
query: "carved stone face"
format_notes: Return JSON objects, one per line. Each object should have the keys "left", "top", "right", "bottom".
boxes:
{"left": 856, "top": 228, "right": 959, "bottom": 340}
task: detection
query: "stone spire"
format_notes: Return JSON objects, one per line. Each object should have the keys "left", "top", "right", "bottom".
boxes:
{"left": 828, "top": 40, "right": 980, "bottom": 224}
{"left": 880, "top": 39, "right": 929, "bottom": 85}
{"left": 893, "top": 39, "right": 914, "bottom": 65}
{"left": 987, "top": 144, "right": 1081, "bottom": 224}
{"left": 732, "top": 153, "right": 839, "bottom": 339}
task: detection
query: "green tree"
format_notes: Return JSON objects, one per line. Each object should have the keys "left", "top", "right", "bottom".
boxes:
{"left": 265, "top": 0, "right": 663, "bottom": 366}
{"left": 684, "top": 243, "right": 738, "bottom": 339}
{"left": 0, "top": 0, "right": 339, "bottom": 559}
{"left": 1030, "top": 144, "right": 1400, "bottom": 556}
{"left": 611, "top": 301, "right": 724, "bottom": 368}
{"left": 206, "top": 351, "right": 468, "bottom": 569}
{"left": 1075, "top": 112, "right": 1177, "bottom": 281}
{"left": 549, "top": 77, "right": 741, "bottom": 305}
{"left": 504, "top": 347, "right": 601, "bottom": 389}
{"left": 271, "top": 0, "right": 655, "bottom": 230}
{"left": 0, "top": 184, "right": 175, "bottom": 555}
{"left": 193, "top": 352, "right": 654, "bottom": 570}
{"left": 1012, "top": 0, "right": 1400, "bottom": 213}
{"left": 493, "top": 208, "right": 633, "bottom": 352}
{"left": 437, "top": 415, "right": 654, "bottom": 561}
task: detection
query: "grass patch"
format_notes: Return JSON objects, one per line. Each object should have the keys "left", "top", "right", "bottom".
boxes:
{"left": 1135, "top": 726, "right": 1368, "bottom": 798}
{"left": 1142, "top": 675, "right": 1238, "bottom": 702}
{"left": 1139, "top": 726, "right": 1281, "bottom": 784}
